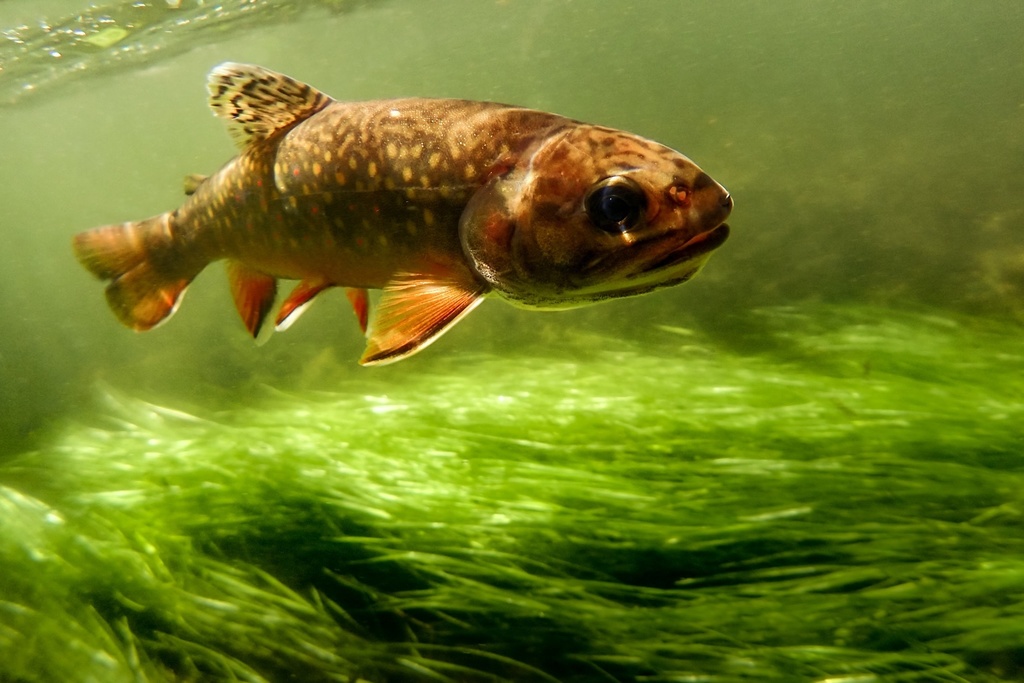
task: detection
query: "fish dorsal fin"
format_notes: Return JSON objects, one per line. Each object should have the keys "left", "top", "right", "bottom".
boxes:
{"left": 361, "top": 269, "right": 488, "bottom": 366}
{"left": 208, "top": 62, "right": 332, "bottom": 149}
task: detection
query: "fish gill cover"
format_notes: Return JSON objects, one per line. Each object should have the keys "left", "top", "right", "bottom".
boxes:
{"left": 2, "top": 306, "right": 1024, "bottom": 682}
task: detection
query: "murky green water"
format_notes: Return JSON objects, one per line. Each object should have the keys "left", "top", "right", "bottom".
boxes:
{"left": 1, "top": 1, "right": 1022, "bottom": 681}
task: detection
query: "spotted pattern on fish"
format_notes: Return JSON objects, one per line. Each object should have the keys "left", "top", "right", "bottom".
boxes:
{"left": 73, "top": 63, "right": 732, "bottom": 365}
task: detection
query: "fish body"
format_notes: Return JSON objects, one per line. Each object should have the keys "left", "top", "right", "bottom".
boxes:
{"left": 73, "top": 63, "right": 732, "bottom": 365}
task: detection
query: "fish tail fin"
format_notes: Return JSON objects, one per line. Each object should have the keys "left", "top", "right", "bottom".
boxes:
{"left": 72, "top": 213, "right": 199, "bottom": 331}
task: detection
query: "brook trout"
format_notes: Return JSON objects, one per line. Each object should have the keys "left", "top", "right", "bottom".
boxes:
{"left": 73, "top": 63, "right": 732, "bottom": 365}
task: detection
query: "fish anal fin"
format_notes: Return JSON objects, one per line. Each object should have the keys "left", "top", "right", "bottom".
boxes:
{"left": 275, "top": 278, "right": 334, "bottom": 332}
{"left": 345, "top": 288, "right": 370, "bottom": 335}
{"left": 360, "top": 270, "right": 487, "bottom": 366}
{"left": 227, "top": 261, "right": 277, "bottom": 338}
{"left": 207, "top": 62, "right": 333, "bottom": 149}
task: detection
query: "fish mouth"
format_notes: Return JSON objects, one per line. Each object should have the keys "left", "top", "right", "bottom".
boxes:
{"left": 645, "top": 222, "right": 731, "bottom": 274}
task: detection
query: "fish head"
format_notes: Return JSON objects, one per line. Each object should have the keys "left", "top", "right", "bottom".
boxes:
{"left": 460, "top": 124, "right": 732, "bottom": 308}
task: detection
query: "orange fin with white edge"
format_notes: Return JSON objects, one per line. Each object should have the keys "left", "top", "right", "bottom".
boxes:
{"left": 275, "top": 278, "right": 333, "bottom": 332}
{"left": 360, "top": 270, "right": 487, "bottom": 366}
{"left": 275, "top": 281, "right": 370, "bottom": 334}
{"left": 72, "top": 213, "right": 196, "bottom": 330}
{"left": 227, "top": 261, "right": 277, "bottom": 338}
{"left": 345, "top": 288, "right": 370, "bottom": 334}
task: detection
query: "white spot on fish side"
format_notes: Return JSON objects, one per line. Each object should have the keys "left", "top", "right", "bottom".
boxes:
{"left": 389, "top": 108, "right": 401, "bottom": 118}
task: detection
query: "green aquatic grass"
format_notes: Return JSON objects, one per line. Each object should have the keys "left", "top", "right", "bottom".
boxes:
{"left": 1, "top": 306, "right": 1023, "bottom": 682}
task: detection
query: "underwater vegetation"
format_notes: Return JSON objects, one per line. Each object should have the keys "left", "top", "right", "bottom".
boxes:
{"left": 2, "top": 305, "right": 1022, "bottom": 682}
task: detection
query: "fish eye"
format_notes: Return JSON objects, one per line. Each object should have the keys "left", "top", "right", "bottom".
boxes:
{"left": 584, "top": 176, "right": 647, "bottom": 234}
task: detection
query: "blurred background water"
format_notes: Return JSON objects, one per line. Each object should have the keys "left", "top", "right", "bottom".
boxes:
{"left": 1, "top": 0, "right": 1019, "bottom": 455}
{"left": 0, "top": 2, "right": 1023, "bottom": 681}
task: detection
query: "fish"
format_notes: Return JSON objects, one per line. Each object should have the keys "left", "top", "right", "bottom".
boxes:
{"left": 72, "top": 62, "right": 733, "bottom": 365}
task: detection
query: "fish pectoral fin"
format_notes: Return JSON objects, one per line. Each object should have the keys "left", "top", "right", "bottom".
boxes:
{"left": 208, "top": 63, "right": 333, "bottom": 149}
{"left": 360, "top": 271, "right": 487, "bottom": 366}
{"left": 275, "top": 278, "right": 334, "bottom": 332}
{"left": 345, "top": 288, "right": 370, "bottom": 335}
{"left": 227, "top": 261, "right": 277, "bottom": 338}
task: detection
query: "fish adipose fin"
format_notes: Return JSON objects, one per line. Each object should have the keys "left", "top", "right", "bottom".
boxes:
{"left": 226, "top": 261, "right": 277, "bottom": 338}
{"left": 183, "top": 173, "right": 208, "bottom": 196}
{"left": 361, "top": 271, "right": 487, "bottom": 366}
{"left": 208, "top": 62, "right": 333, "bottom": 149}
{"left": 72, "top": 214, "right": 196, "bottom": 330}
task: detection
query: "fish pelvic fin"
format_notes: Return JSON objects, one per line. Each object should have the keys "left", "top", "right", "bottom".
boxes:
{"left": 345, "top": 288, "right": 370, "bottom": 335}
{"left": 72, "top": 214, "right": 198, "bottom": 331}
{"left": 275, "top": 278, "right": 334, "bottom": 332}
{"left": 208, "top": 62, "right": 332, "bottom": 149}
{"left": 274, "top": 282, "right": 368, "bottom": 335}
{"left": 360, "top": 269, "right": 488, "bottom": 367}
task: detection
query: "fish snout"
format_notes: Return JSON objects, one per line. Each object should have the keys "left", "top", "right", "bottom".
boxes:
{"left": 692, "top": 172, "right": 732, "bottom": 227}
{"left": 718, "top": 191, "right": 734, "bottom": 225}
